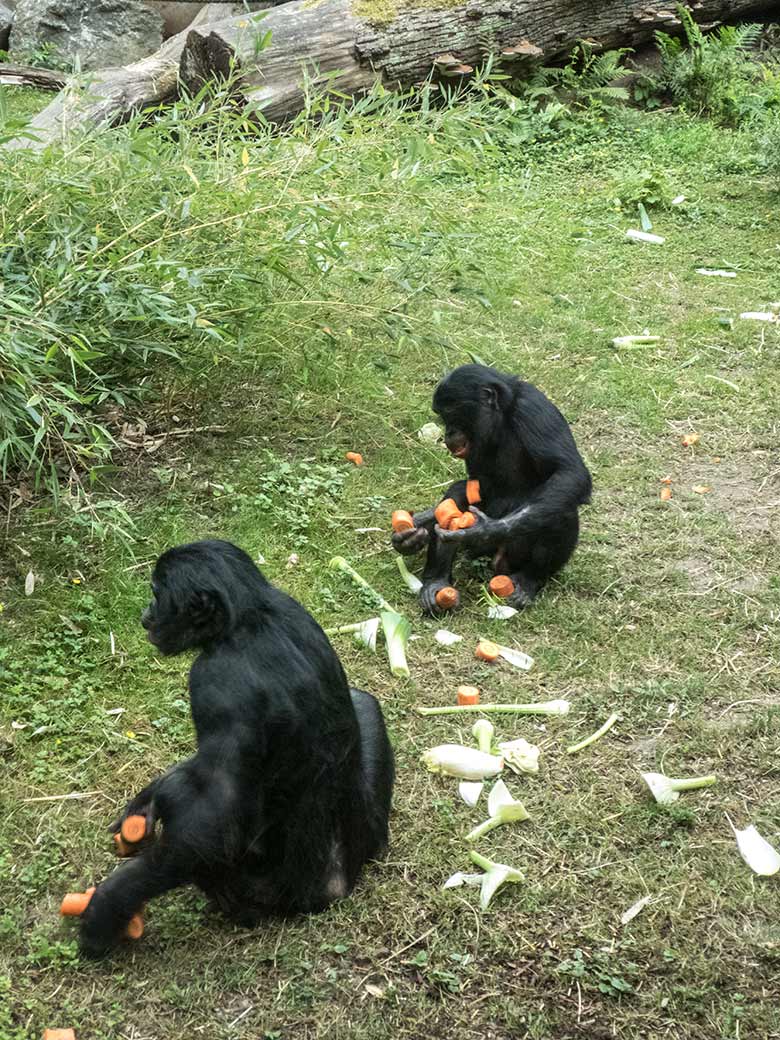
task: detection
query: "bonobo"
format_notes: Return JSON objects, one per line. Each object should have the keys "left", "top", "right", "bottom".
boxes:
{"left": 79, "top": 540, "right": 394, "bottom": 958}
{"left": 392, "top": 364, "right": 592, "bottom": 615}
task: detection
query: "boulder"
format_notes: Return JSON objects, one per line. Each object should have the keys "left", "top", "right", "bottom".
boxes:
{"left": 9, "top": 0, "right": 163, "bottom": 69}
{"left": 0, "top": 2, "right": 13, "bottom": 51}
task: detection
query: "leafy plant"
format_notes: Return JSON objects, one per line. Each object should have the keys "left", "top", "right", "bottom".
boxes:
{"left": 652, "top": 6, "right": 766, "bottom": 123}
{"left": 526, "top": 42, "right": 633, "bottom": 110}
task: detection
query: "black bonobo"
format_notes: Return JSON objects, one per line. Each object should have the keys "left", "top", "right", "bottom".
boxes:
{"left": 79, "top": 540, "right": 394, "bottom": 958}
{"left": 392, "top": 364, "right": 592, "bottom": 615}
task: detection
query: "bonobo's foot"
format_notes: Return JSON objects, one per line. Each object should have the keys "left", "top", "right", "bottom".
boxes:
{"left": 504, "top": 574, "right": 542, "bottom": 610}
{"left": 79, "top": 886, "right": 133, "bottom": 959}
{"left": 392, "top": 527, "right": 429, "bottom": 556}
{"left": 420, "top": 580, "right": 459, "bottom": 617}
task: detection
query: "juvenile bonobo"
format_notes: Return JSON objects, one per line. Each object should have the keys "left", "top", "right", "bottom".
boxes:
{"left": 79, "top": 539, "right": 394, "bottom": 958}
{"left": 392, "top": 364, "right": 592, "bottom": 614}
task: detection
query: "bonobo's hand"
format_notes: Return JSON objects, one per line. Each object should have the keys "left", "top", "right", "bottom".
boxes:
{"left": 391, "top": 525, "right": 429, "bottom": 556}
{"left": 79, "top": 883, "right": 129, "bottom": 959}
{"left": 435, "top": 508, "right": 502, "bottom": 553}
{"left": 108, "top": 786, "right": 159, "bottom": 839}
{"left": 419, "top": 580, "right": 460, "bottom": 617}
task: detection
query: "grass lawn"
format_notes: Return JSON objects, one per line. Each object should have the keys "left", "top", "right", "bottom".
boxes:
{"left": 1, "top": 82, "right": 779, "bottom": 1040}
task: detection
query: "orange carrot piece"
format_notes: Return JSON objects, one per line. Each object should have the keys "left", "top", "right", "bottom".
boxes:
{"left": 475, "top": 639, "right": 501, "bottom": 663}
{"left": 489, "top": 575, "right": 515, "bottom": 598}
{"left": 391, "top": 509, "right": 415, "bottom": 533}
{"left": 345, "top": 451, "right": 364, "bottom": 466}
{"left": 466, "top": 479, "right": 481, "bottom": 505}
{"left": 435, "top": 587, "right": 458, "bottom": 610}
{"left": 60, "top": 890, "right": 94, "bottom": 917}
{"left": 126, "top": 914, "right": 144, "bottom": 940}
{"left": 434, "top": 498, "right": 462, "bottom": 530}
{"left": 120, "top": 814, "right": 147, "bottom": 845}
{"left": 43, "top": 1030, "right": 76, "bottom": 1040}
{"left": 451, "top": 511, "right": 476, "bottom": 530}
{"left": 660, "top": 487, "right": 672, "bottom": 501}
{"left": 457, "top": 685, "right": 480, "bottom": 706}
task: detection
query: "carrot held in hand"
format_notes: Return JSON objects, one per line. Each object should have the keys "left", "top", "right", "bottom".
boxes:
{"left": 466, "top": 480, "right": 481, "bottom": 505}
{"left": 451, "top": 512, "right": 476, "bottom": 530}
{"left": 434, "top": 498, "right": 462, "bottom": 530}
{"left": 120, "top": 814, "right": 147, "bottom": 845}
{"left": 60, "top": 888, "right": 95, "bottom": 917}
{"left": 391, "top": 510, "right": 415, "bottom": 533}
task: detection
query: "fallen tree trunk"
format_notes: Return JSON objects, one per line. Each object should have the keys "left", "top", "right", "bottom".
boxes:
{"left": 0, "top": 64, "right": 68, "bottom": 90}
{"left": 7, "top": 0, "right": 770, "bottom": 150}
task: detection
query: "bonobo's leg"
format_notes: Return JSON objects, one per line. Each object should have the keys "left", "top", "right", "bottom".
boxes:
{"left": 418, "top": 481, "right": 469, "bottom": 615}
{"left": 500, "top": 512, "right": 580, "bottom": 609}
{"left": 350, "top": 687, "right": 394, "bottom": 859}
{"left": 79, "top": 847, "right": 188, "bottom": 958}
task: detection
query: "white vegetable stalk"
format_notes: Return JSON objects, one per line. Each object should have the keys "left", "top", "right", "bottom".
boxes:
{"left": 728, "top": 817, "right": 780, "bottom": 876}
{"left": 466, "top": 778, "right": 530, "bottom": 842}
{"left": 417, "top": 700, "right": 570, "bottom": 718}
{"left": 396, "top": 557, "right": 423, "bottom": 595}
{"left": 435, "top": 629, "right": 463, "bottom": 646}
{"left": 329, "top": 557, "right": 411, "bottom": 678}
{"left": 472, "top": 719, "right": 494, "bottom": 754}
{"left": 612, "top": 335, "right": 660, "bottom": 348}
{"left": 458, "top": 781, "right": 484, "bottom": 807}
{"left": 641, "top": 771, "right": 717, "bottom": 806}
{"left": 487, "top": 604, "right": 518, "bottom": 620}
{"left": 566, "top": 712, "right": 620, "bottom": 755}
{"left": 496, "top": 645, "right": 534, "bottom": 671}
{"left": 422, "top": 744, "right": 504, "bottom": 780}
{"left": 498, "top": 738, "right": 540, "bottom": 775}
{"left": 417, "top": 422, "right": 444, "bottom": 445}
{"left": 324, "top": 618, "right": 380, "bottom": 652}
{"left": 444, "top": 852, "right": 525, "bottom": 910}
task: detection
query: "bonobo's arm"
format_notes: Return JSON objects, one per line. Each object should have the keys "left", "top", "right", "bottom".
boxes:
{"left": 438, "top": 393, "right": 590, "bottom": 547}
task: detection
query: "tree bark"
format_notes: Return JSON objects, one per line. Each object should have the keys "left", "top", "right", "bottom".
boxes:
{"left": 6, "top": 0, "right": 770, "bottom": 151}
{"left": 0, "top": 63, "right": 67, "bottom": 90}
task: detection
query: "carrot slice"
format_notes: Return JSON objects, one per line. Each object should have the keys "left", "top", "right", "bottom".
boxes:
{"left": 43, "top": 1030, "right": 76, "bottom": 1040}
{"left": 126, "top": 914, "right": 144, "bottom": 940}
{"left": 435, "top": 586, "right": 458, "bottom": 610}
{"left": 660, "top": 487, "right": 672, "bottom": 501}
{"left": 489, "top": 575, "right": 515, "bottom": 598}
{"left": 113, "top": 833, "right": 136, "bottom": 858}
{"left": 434, "top": 498, "right": 462, "bottom": 530}
{"left": 391, "top": 509, "right": 415, "bottom": 533}
{"left": 60, "top": 890, "right": 94, "bottom": 917}
{"left": 466, "top": 479, "right": 481, "bottom": 505}
{"left": 475, "top": 639, "right": 500, "bottom": 663}
{"left": 120, "top": 814, "right": 147, "bottom": 845}
{"left": 451, "top": 511, "right": 476, "bottom": 530}
{"left": 457, "top": 685, "right": 480, "bottom": 705}
{"left": 345, "top": 451, "right": 364, "bottom": 465}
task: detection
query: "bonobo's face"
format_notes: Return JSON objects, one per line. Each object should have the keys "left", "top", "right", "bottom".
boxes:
{"left": 140, "top": 575, "right": 201, "bottom": 657}
{"left": 432, "top": 373, "right": 480, "bottom": 461}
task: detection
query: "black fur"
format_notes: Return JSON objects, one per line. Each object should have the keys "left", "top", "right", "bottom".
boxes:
{"left": 392, "top": 364, "right": 592, "bottom": 613}
{"left": 79, "top": 540, "right": 394, "bottom": 958}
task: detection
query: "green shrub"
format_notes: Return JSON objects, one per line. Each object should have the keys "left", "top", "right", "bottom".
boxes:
{"left": 649, "top": 6, "right": 775, "bottom": 125}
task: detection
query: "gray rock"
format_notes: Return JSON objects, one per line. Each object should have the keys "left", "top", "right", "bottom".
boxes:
{"left": 0, "top": 3, "right": 13, "bottom": 51}
{"left": 9, "top": 0, "right": 163, "bottom": 70}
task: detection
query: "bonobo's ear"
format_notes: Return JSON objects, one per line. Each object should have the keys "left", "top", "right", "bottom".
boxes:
{"left": 190, "top": 590, "right": 219, "bottom": 624}
{"left": 480, "top": 380, "right": 513, "bottom": 413}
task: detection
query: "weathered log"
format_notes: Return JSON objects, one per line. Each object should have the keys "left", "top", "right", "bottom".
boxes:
{"left": 0, "top": 63, "right": 67, "bottom": 90}
{"left": 6, "top": 0, "right": 771, "bottom": 151}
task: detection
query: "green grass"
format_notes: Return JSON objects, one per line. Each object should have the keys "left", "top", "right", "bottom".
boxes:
{"left": 1, "top": 85, "right": 779, "bottom": 1040}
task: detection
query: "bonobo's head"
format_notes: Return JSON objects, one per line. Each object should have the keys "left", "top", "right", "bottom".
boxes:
{"left": 432, "top": 364, "right": 519, "bottom": 460}
{"left": 141, "top": 539, "right": 269, "bottom": 655}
